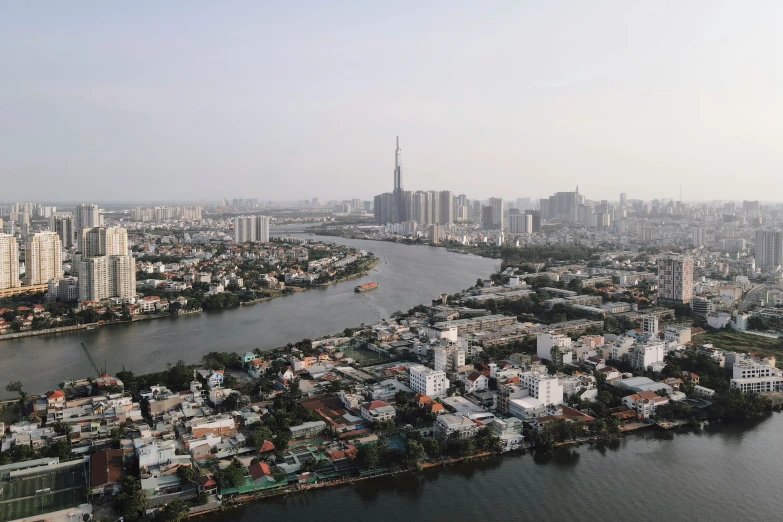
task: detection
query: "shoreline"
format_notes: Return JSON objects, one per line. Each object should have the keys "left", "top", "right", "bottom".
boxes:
{"left": 0, "top": 257, "right": 380, "bottom": 341}
{"left": 0, "top": 308, "right": 204, "bottom": 342}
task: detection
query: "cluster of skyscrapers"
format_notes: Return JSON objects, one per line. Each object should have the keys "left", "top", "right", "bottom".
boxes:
{"left": 372, "top": 138, "right": 508, "bottom": 230}
{"left": 0, "top": 203, "right": 136, "bottom": 303}
{"left": 132, "top": 205, "right": 202, "bottom": 222}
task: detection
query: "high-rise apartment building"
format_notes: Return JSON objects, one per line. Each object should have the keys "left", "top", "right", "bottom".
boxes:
{"left": 657, "top": 254, "right": 693, "bottom": 304}
{"left": 80, "top": 227, "right": 127, "bottom": 257}
{"left": 233, "top": 216, "right": 271, "bottom": 243}
{"left": 755, "top": 229, "right": 783, "bottom": 269}
{"left": 692, "top": 227, "right": 707, "bottom": 248}
{"left": 75, "top": 204, "right": 100, "bottom": 230}
{"left": 77, "top": 256, "right": 109, "bottom": 301}
{"left": 109, "top": 255, "right": 136, "bottom": 299}
{"left": 489, "top": 197, "right": 504, "bottom": 229}
{"left": 24, "top": 232, "right": 63, "bottom": 285}
{"left": 255, "top": 216, "right": 270, "bottom": 242}
{"left": 50, "top": 216, "right": 75, "bottom": 250}
{"left": 0, "top": 234, "right": 20, "bottom": 289}
{"left": 439, "top": 190, "right": 454, "bottom": 225}
{"left": 234, "top": 216, "right": 255, "bottom": 243}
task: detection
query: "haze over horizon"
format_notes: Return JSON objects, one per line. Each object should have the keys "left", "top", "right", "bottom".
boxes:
{"left": 3, "top": 1, "right": 783, "bottom": 203}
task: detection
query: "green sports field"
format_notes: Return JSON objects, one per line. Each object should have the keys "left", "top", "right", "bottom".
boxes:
{"left": 0, "top": 467, "right": 86, "bottom": 522}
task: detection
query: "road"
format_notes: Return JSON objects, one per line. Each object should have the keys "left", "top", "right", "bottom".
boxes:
{"left": 739, "top": 283, "right": 767, "bottom": 311}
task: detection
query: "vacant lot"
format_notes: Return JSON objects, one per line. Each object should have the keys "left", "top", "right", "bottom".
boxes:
{"left": 699, "top": 330, "right": 783, "bottom": 363}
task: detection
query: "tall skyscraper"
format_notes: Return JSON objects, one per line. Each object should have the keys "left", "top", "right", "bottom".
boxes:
{"left": 79, "top": 227, "right": 128, "bottom": 256}
{"left": 255, "top": 216, "right": 270, "bottom": 242}
{"left": 755, "top": 229, "right": 783, "bottom": 269}
{"left": 657, "top": 254, "right": 693, "bottom": 304}
{"left": 0, "top": 234, "right": 20, "bottom": 289}
{"left": 24, "top": 232, "right": 63, "bottom": 285}
{"left": 488, "top": 197, "right": 504, "bottom": 229}
{"left": 77, "top": 256, "right": 109, "bottom": 302}
{"left": 75, "top": 204, "right": 100, "bottom": 230}
{"left": 74, "top": 227, "right": 133, "bottom": 301}
{"left": 234, "top": 216, "right": 256, "bottom": 243}
{"left": 692, "top": 227, "right": 707, "bottom": 247}
{"left": 109, "top": 255, "right": 136, "bottom": 299}
{"left": 393, "top": 136, "right": 403, "bottom": 223}
{"left": 439, "top": 191, "right": 454, "bottom": 225}
{"left": 50, "top": 216, "right": 75, "bottom": 250}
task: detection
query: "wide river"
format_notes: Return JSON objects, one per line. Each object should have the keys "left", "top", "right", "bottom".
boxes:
{"left": 0, "top": 228, "right": 498, "bottom": 397}
{"left": 206, "top": 414, "right": 783, "bottom": 522}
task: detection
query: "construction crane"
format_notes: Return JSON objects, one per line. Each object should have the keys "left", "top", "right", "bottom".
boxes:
{"left": 80, "top": 342, "right": 103, "bottom": 376}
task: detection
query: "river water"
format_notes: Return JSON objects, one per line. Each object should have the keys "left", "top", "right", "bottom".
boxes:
{"left": 205, "top": 414, "right": 783, "bottom": 522}
{"left": 0, "top": 229, "right": 498, "bottom": 397}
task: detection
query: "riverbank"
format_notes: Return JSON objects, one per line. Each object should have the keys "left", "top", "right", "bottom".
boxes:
{"left": 313, "top": 257, "right": 380, "bottom": 287}
{"left": 212, "top": 451, "right": 497, "bottom": 516}
{"left": 0, "top": 308, "right": 203, "bottom": 342}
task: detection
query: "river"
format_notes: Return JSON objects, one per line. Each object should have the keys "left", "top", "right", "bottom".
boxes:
{"left": 203, "top": 414, "right": 783, "bottom": 522}
{"left": 0, "top": 229, "right": 498, "bottom": 397}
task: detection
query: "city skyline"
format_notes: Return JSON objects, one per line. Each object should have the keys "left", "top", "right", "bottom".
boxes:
{"left": 4, "top": 2, "right": 783, "bottom": 202}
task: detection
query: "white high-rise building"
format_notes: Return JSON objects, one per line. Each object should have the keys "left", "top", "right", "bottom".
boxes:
{"left": 106, "top": 228, "right": 129, "bottom": 256}
{"left": 109, "top": 255, "right": 136, "bottom": 299}
{"left": 433, "top": 345, "right": 466, "bottom": 373}
{"left": 255, "top": 216, "right": 270, "bottom": 243}
{"left": 408, "top": 365, "right": 450, "bottom": 399}
{"left": 77, "top": 256, "right": 109, "bottom": 302}
{"left": 691, "top": 227, "right": 707, "bottom": 248}
{"left": 80, "top": 227, "right": 128, "bottom": 257}
{"left": 657, "top": 254, "right": 693, "bottom": 304}
{"left": 234, "top": 216, "right": 256, "bottom": 243}
{"left": 75, "top": 204, "right": 100, "bottom": 231}
{"left": 0, "top": 234, "right": 20, "bottom": 289}
{"left": 24, "top": 232, "right": 63, "bottom": 285}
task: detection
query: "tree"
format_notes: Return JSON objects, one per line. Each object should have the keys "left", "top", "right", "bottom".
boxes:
{"left": 5, "top": 381, "right": 27, "bottom": 421}
{"left": 421, "top": 437, "right": 440, "bottom": 458}
{"left": 116, "top": 476, "right": 146, "bottom": 521}
{"left": 476, "top": 278, "right": 485, "bottom": 288}
{"left": 214, "top": 458, "right": 247, "bottom": 490}
{"left": 405, "top": 440, "right": 425, "bottom": 466}
{"left": 158, "top": 499, "right": 189, "bottom": 522}
{"left": 176, "top": 466, "right": 197, "bottom": 483}
{"left": 394, "top": 390, "right": 409, "bottom": 408}
{"left": 358, "top": 443, "right": 380, "bottom": 469}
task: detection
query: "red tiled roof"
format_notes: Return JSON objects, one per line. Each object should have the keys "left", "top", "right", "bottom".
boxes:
{"left": 259, "top": 440, "right": 275, "bottom": 453}
{"left": 248, "top": 461, "right": 271, "bottom": 480}
{"left": 46, "top": 390, "right": 65, "bottom": 400}
{"left": 198, "top": 474, "right": 217, "bottom": 488}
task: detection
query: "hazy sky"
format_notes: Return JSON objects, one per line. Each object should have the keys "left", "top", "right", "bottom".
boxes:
{"left": 3, "top": 1, "right": 783, "bottom": 203}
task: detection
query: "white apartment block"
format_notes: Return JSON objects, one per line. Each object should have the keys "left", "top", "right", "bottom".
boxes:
{"left": 77, "top": 256, "right": 109, "bottom": 301}
{"left": 80, "top": 227, "right": 128, "bottom": 257}
{"left": 434, "top": 414, "right": 478, "bottom": 443}
{"left": 536, "top": 333, "right": 572, "bottom": 362}
{"left": 109, "top": 255, "right": 136, "bottom": 299}
{"left": 0, "top": 234, "right": 20, "bottom": 289}
{"left": 234, "top": 216, "right": 270, "bottom": 243}
{"left": 75, "top": 204, "right": 100, "bottom": 231}
{"left": 730, "top": 358, "right": 783, "bottom": 393}
{"left": 517, "top": 371, "right": 564, "bottom": 405}
{"left": 408, "top": 364, "right": 450, "bottom": 399}
{"left": 657, "top": 254, "right": 693, "bottom": 304}
{"left": 630, "top": 342, "right": 668, "bottom": 371}
{"left": 24, "top": 232, "right": 63, "bottom": 285}
{"left": 433, "top": 345, "right": 465, "bottom": 373}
